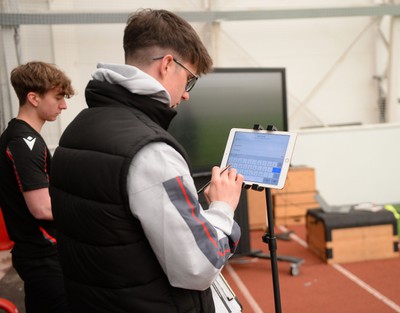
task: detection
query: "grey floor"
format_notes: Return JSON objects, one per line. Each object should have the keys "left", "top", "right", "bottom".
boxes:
{"left": 0, "top": 250, "right": 25, "bottom": 313}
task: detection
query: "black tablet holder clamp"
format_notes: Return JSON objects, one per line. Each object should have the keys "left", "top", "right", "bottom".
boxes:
{"left": 243, "top": 124, "right": 303, "bottom": 313}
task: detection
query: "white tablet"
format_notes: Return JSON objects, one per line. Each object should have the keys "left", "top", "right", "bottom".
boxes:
{"left": 220, "top": 128, "right": 297, "bottom": 189}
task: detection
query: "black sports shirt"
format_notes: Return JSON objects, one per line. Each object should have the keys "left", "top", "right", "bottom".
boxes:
{"left": 0, "top": 118, "right": 57, "bottom": 257}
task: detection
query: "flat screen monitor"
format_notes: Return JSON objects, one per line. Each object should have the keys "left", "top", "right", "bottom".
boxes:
{"left": 169, "top": 68, "right": 288, "bottom": 175}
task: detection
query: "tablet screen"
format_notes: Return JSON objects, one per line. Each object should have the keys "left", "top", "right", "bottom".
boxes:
{"left": 220, "top": 128, "right": 296, "bottom": 189}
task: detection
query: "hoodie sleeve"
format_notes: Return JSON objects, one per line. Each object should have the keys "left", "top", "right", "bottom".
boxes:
{"left": 127, "top": 142, "right": 241, "bottom": 290}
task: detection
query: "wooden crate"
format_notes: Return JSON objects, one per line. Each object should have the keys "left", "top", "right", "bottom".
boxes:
{"left": 271, "top": 166, "right": 316, "bottom": 195}
{"left": 275, "top": 215, "right": 306, "bottom": 227}
{"left": 247, "top": 166, "right": 317, "bottom": 229}
{"left": 273, "top": 191, "right": 316, "bottom": 206}
{"left": 273, "top": 191, "right": 318, "bottom": 226}
{"left": 273, "top": 166, "right": 317, "bottom": 226}
{"left": 247, "top": 188, "right": 268, "bottom": 230}
{"left": 306, "top": 209, "right": 399, "bottom": 264}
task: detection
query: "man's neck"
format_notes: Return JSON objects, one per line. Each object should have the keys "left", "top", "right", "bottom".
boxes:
{"left": 16, "top": 111, "right": 44, "bottom": 133}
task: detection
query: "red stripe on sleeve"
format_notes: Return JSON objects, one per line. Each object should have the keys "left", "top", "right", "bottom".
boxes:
{"left": 175, "top": 177, "right": 218, "bottom": 248}
{"left": 39, "top": 226, "right": 57, "bottom": 245}
{"left": 6, "top": 148, "right": 23, "bottom": 192}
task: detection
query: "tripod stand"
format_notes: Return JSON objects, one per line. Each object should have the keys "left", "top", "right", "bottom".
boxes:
{"left": 246, "top": 124, "right": 303, "bottom": 313}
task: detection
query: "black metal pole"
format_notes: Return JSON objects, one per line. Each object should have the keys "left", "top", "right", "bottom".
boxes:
{"left": 263, "top": 187, "right": 282, "bottom": 313}
{"left": 251, "top": 123, "right": 283, "bottom": 312}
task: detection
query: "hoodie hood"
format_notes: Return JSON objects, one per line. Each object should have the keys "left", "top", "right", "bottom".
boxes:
{"left": 91, "top": 63, "right": 171, "bottom": 106}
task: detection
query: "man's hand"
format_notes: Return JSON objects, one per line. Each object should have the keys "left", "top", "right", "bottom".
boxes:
{"left": 204, "top": 166, "right": 244, "bottom": 210}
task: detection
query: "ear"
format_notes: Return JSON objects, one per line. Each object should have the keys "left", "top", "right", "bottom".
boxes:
{"left": 159, "top": 55, "right": 174, "bottom": 79}
{"left": 26, "top": 92, "right": 40, "bottom": 108}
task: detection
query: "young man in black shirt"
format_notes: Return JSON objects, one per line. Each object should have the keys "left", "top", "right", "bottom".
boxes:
{"left": 0, "top": 61, "right": 75, "bottom": 313}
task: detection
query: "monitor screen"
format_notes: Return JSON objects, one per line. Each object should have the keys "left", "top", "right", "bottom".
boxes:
{"left": 168, "top": 68, "right": 288, "bottom": 175}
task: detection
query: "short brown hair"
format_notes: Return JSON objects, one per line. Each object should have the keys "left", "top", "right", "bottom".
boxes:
{"left": 123, "top": 9, "right": 213, "bottom": 75}
{"left": 10, "top": 61, "right": 75, "bottom": 106}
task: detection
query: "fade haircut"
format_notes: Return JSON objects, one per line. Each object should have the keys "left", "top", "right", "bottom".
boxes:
{"left": 10, "top": 61, "right": 75, "bottom": 106}
{"left": 123, "top": 9, "right": 213, "bottom": 75}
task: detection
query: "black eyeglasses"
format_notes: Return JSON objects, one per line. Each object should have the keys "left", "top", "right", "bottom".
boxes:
{"left": 153, "top": 56, "right": 199, "bottom": 92}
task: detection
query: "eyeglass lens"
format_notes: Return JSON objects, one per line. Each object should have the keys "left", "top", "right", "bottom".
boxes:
{"left": 185, "top": 77, "right": 197, "bottom": 92}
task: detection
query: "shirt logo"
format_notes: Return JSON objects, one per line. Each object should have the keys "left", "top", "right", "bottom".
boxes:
{"left": 23, "top": 136, "right": 36, "bottom": 151}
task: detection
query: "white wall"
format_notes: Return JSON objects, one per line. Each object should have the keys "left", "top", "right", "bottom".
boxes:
{"left": 292, "top": 123, "right": 400, "bottom": 205}
{"left": 213, "top": 16, "right": 384, "bottom": 130}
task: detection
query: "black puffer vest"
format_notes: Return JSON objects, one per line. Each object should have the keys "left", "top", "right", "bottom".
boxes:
{"left": 50, "top": 80, "right": 215, "bottom": 313}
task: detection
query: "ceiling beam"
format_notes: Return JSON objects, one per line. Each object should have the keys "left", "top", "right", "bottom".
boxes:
{"left": 1, "top": 5, "right": 400, "bottom": 26}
